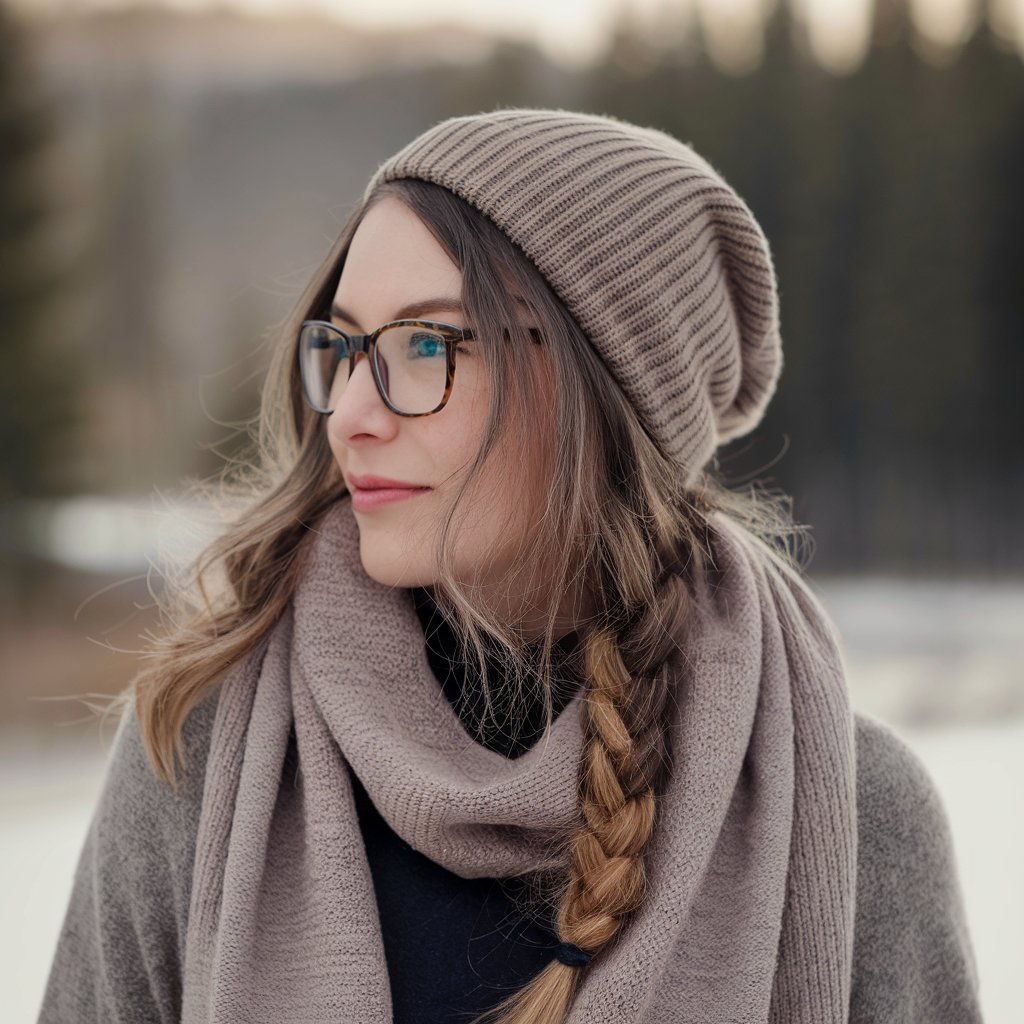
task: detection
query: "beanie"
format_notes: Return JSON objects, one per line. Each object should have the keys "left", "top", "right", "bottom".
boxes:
{"left": 364, "top": 108, "right": 783, "bottom": 485}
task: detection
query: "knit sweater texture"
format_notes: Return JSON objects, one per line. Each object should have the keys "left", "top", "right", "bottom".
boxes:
{"left": 37, "top": 596, "right": 982, "bottom": 1023}
{"left": 36, "top": 677, "right": 983, "bottom": 1024}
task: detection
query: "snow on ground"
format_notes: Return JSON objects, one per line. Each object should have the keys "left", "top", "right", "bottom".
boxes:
{"left": 3, "top": 735, "right": 109, "bottom": 1024}
{"left": 904, "top": 718, "right": 1024, "bottom": 1023}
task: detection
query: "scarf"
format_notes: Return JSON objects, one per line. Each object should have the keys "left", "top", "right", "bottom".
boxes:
{"left": 181, "top": 495, "right": 857, "bottom": 1023}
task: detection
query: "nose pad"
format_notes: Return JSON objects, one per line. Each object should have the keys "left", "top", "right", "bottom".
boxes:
{"left": 331, "top": 349, "right": 377, "bottom": 411}
{"left": 350, "top": 350, "right": 376, "bottom": 390}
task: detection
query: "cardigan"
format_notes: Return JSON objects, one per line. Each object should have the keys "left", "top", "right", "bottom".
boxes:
{"left": 36, "top": 588, "right": 983, "bottom": 1023}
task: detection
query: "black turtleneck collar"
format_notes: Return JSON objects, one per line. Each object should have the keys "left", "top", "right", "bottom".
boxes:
{"left": 410, "top": 586, "right": 586, "bottom": 760}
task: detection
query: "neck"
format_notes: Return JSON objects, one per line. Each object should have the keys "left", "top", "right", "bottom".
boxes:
{"left": 411, "top": 584, "right": 586, "bottom": 759}
{"left": 435, "top": 581, "right": 597, "bottom": 646}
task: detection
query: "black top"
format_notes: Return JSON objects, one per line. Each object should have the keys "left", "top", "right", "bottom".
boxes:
{"left": 346, "top": 586, "right": 586, "bottom": 1022}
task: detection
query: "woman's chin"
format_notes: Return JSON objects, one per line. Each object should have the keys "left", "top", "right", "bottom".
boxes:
{"left": 356, "top": 540, "right": 433, "bottom": 590}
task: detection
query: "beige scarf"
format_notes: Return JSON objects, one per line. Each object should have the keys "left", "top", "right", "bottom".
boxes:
{"left": 181, "top": 495, "right": 857, "bottom": 1023}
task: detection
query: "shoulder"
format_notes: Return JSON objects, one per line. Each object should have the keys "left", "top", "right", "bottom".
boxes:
{"left": 37, "top": 687, "right": 223, "bottom": 1023}
{"left": 103, "top": 684, "right": 221, "bottom": 826}
{"left": 87, "top": 685, "right": 222, "bottom": 912}
{"left": 850, "top": 712, "right": 982, "bottom": 1023}
{"left": 853, "top": 712, "right": 952, "bottom": 865}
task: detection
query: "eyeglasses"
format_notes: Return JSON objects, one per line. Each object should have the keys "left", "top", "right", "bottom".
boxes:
{"left": 298, "top": 318, "right": 475, "bottom": 417}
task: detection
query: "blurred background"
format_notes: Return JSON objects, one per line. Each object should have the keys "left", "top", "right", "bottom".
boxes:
{"left": 0, "top": 0, "right": 1021, "bottom": 1020}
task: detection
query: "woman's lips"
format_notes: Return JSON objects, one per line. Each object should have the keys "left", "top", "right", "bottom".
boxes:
{"left": 350, "top": 486, "right": 432, "bottom": 512}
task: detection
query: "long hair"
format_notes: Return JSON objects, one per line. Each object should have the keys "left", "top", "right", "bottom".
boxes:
{"left": 109, "top": 176, "right": 810, "bottom": 1024}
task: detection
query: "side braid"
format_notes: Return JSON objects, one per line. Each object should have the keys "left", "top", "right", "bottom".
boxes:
{"left": 465, "top": 539, "right": 699, "bottom": 1024}
{"left": 555, "top": 580, "right": 687, "bottom": 962}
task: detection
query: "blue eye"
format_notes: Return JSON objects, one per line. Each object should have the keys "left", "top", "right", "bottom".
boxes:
{"left": 408, "top": 332, "right": 446, "bottom": 359}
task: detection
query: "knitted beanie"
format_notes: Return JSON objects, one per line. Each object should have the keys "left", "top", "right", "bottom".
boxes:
{"left": 364, "top": 107, "right": 783, "bottom": 485}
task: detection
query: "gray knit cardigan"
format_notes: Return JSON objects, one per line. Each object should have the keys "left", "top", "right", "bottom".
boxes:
{"left": 37, "top": 690, "right": 983, "bottom": 1023}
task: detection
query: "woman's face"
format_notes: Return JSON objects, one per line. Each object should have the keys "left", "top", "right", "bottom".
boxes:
{"left": 325, "top": 196, "right": 540, "bottom": 606}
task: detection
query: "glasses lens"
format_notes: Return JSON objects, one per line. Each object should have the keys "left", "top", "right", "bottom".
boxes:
{"left": 299, "top": 322, "right": 348, "bottom": 412}
{"left": 375, "top": 324, "right": 448, "bottom": 414}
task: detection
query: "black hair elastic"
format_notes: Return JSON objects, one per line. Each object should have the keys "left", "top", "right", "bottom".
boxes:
{"left": 553, "top": 941, "right": 593, "bottom": 967}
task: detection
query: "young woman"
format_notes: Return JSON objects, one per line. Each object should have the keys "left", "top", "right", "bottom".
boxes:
{"left": 39, "top": 109, "right": 982, "bottom": 1024}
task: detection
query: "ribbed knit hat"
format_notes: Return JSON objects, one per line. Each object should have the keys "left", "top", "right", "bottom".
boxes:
{"left": 365, "top": 108, "right": 783, "bottom": 485}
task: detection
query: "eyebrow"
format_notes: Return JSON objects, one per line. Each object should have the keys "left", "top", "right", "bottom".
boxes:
{"left": 329, "top": 297, "right": 465, "bottom": 331}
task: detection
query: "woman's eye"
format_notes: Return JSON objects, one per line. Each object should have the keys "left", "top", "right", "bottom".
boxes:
{"left": 408, "top": 333, "right": 446, "bottom": 358}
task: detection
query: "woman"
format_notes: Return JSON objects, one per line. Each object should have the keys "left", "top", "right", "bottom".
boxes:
{"left": 38, "top": 108, "right": 982, "bottom": 1024}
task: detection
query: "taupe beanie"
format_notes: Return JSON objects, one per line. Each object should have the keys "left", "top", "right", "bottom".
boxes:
{"left": 365, "top": 107, "right": 783, "bottom": 484}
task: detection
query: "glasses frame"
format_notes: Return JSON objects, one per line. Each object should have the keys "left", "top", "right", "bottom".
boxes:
{"left": 298, "top": 317, "right": 476, "bottom": 417}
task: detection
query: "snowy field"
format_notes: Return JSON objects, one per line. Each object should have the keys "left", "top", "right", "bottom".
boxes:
{"left": 4, "top": 575, "right": 1023, "bottom": 1023}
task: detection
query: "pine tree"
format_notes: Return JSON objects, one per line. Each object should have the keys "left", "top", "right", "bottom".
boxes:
{"left": 0, "top": 3, "right": 87, "bottom": 504}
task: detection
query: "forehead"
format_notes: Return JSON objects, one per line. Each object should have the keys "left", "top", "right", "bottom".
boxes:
{"left": 333, "top": 198, "right": 462, "bottom": 318}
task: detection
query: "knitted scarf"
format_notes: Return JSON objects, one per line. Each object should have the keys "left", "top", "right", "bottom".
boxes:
{"left": 181, "top": 495, "right": 857, "bottom": 1023}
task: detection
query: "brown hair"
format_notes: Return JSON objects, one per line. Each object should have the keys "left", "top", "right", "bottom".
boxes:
{"left": 104, "top": 177, "right": 809, "bottom": 1024}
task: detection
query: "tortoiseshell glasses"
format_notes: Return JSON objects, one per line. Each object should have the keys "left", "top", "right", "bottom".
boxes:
{"left": 298, "top": 318, "right": 475, "bottom": 417}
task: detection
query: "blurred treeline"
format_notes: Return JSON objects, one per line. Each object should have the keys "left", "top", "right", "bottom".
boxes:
{"left": 1, "top": 0, "right": 1022, "bottom": 592}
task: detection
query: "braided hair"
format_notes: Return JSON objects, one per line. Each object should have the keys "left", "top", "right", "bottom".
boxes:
{"left": 465, "top": 525, "right": 709, "bottom": 1024}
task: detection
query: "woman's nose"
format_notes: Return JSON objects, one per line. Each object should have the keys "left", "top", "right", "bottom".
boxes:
{"left": 328, "top": 350, "right": 398, "bottom": 441}
{"left": 331, "top": 351, "right": 376, "bottom": 411}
